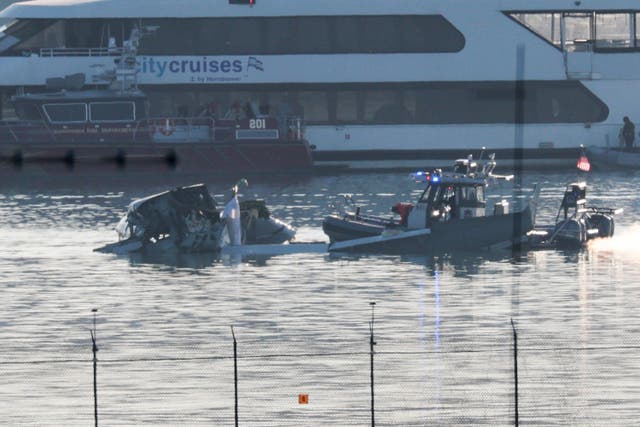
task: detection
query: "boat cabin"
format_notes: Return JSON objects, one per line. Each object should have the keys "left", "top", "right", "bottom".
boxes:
{"left": 406, "top": 170, "right": 487, "bottom": 229}
{"left": 10, "top": 88, "right": 150, "bottom": 143}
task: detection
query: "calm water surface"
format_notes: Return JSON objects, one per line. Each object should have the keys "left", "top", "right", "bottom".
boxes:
{"left": 1, "top": 170, "right": 640, "bottom": 426}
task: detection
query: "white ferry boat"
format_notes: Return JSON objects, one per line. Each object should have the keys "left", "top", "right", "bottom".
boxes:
{"left": 0, "top": 0, "right": 639, "bottom": 170}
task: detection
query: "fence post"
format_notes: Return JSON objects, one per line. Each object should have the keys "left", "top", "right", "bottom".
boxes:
{"left": 511, "top": 318, "right": 519, "bottom": 427}
{"left": 90, "top": 308, "right": 99, "bottom": 427}
{"left": 231, "top": 326, "right": 238, "bottom": 427}
{"left": 369, "top": 302, "right": 376, "bottom": 427}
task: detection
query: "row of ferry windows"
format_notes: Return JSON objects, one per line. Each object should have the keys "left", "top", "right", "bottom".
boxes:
{"left": 15, "top": 101, "right": 137, "bottom": 123}
{"left": 509, "top": 11, "right": 640, "bottom": 51}
{"left": 144, "top": 82, "right": 608, "bottom": 125}
{"left": 3, "top": 16, "right": 465, "bottom": 55}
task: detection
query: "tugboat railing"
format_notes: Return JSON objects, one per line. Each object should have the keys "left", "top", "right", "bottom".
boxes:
{"left": 39, "top": 47, "right": 124, "bottom": 57}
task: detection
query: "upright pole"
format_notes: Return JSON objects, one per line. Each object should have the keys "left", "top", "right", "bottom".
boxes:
{"left": 231, "top": 326, "right": 238, "bottom": 427}
{"left": 512, "top": 44, "right": 526, "bottom": 253}
{"left": 90, "top": 308, "right": 98, "bottom": 427}
{"left": 511, "top": 318, "right": 519, "bottom": 427}
{"left": 369, "top": 302, "right": 376, "bottom": 427}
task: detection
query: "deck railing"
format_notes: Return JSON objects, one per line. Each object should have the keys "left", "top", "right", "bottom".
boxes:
{"left": 39, "top": 47, "right": 124, "bottom": 58}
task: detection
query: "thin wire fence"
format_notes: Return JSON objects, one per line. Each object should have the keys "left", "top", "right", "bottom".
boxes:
{"left": 1, "top": 330, "right": 639, "bottom": 426}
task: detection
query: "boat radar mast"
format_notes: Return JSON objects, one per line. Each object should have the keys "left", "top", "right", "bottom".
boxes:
{"left": 90, "top": 25, "right": 156, "bottom": 94}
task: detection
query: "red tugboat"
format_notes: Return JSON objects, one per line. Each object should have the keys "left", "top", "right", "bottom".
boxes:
{"left": 0, "top": 89, "right": 312, "bottom": 174}
{"left": 0, "top": 28, "right": 312, "bottom": 174}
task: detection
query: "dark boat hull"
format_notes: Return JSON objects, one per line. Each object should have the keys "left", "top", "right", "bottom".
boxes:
{"left": 322, "top": 214, "right": 394, "bottom": 243}
{"left": 328, "top": 206, "right": 535, "bottom": 254}
{"left": 0, "top": 139, "right": 313, "bottom": 174}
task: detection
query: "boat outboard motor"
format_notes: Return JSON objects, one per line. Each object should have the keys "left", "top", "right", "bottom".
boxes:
{"left": 585, "top": 213, "right": 615, "bottom": 238}
{"left": 553, "top": 217, "right": 588, "bottom": 248}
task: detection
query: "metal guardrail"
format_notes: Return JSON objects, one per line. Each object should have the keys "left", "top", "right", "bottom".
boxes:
{"left": 39, "top": 47, "right": 124, "bottom": 58}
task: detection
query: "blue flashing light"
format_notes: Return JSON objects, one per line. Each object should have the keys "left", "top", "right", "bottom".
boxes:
{"left": 431, "top": 175, "right": 440, "bottom": 183}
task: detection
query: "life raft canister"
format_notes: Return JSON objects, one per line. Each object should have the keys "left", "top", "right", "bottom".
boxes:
{"left": 392, "top": 202, "right": 414, "bottom": 225}
{"left": 158, "top": 118, "right": 175, "bottom": 136}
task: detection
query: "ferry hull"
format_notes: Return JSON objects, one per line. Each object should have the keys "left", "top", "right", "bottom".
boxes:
{"left": 312, "top": 147, "right": 577, "bottom": 171}
{"left": 587, "top": 146, "right": 640, "bottom": 169}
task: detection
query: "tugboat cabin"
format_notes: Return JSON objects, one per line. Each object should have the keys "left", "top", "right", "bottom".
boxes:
{"left": 10, "top": 89, "right": 149, "bottom": 143}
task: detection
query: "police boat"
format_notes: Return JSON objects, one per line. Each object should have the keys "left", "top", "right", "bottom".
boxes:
{"left": 527, "top": 182, "right": 621, "bottom": 249}
{"left": 324, "top": 154, "right": 539, "bottom": 254}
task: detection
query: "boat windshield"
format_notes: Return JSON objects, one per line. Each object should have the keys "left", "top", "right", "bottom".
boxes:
{"left": 458, "top": 185, "right": 484, "bottom": 203}
{"left": 419, "top": 184, "right": 440, "bottom": 204}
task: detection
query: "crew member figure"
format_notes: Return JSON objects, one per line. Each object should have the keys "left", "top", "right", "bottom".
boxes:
{"left": 622, "top": 116, "right": 635, "bottom": 150}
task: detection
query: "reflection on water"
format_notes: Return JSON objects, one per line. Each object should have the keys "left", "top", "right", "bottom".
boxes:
{"left": 1, "top": 170, "right": 640, "bottom": 425}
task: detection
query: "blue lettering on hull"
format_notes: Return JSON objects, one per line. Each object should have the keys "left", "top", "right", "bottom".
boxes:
{"left": 138, "top": 57, "right": 257, "bottom": 78}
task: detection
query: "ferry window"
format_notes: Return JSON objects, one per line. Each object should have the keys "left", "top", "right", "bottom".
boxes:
{"left": 359, "top": 16, "right": 399, "bottom": 53}
{"left": 400, "top": 90, "right": 417, "bottom": 121}
{"left": 335, "top": 91, "right": 358, "bottom": 123}
{"left": 364, "top": 90, "right": 396, "bottom": 123}
{"left": 65, "top": 20, "right": 102, "bottom": 48}
{"left": 266, "top": 18, "right": 299, "bottom": 54}
{"left": 139, "top": 15, "right": 462, "bottom": 55}
{"left": 400, "top": 15, "right": 465, "bottom": 52}
{"left": 90, "top": 102, "right": 135, "bottom": 122}
{"left": 507, "top": 13, "right": 562, "bottom": 48}
{"left": 595, "top": 13, "right": 633, "bottom": 50}
{"left": 564, "top": 13, "right": 593, "bottom": 51}
{"left": 1, "top": 19, "right": 56, "bottom": 55}
{"left": 331, "top": 17, "right": 360, "bottom": 53}
{"left": 198, "top": 20, "right": 230, "bottom": 54}
{"left": 370, "top": 92, "right": 413, "bottom": 124}
{"left": 415, "top": 86, "right": 469, "bottom": 124}
{"left": 298, "top": 91, "right": 328, "bottom": 123}
{"left": 43, "top": 103, "right": 87, "bottom": 123}
{"left": 12, "top": 20, "right": 65, "bottom": 52}
{"left": 299, "top": 17, "right": 331, "bottom": 54}
{"left": 221, "top": 19, "right": 262, "bottom": 54}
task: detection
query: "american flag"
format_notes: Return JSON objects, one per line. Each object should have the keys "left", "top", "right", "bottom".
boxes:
{"left": 576, "top": 154, "right": 591, "bottom": 172}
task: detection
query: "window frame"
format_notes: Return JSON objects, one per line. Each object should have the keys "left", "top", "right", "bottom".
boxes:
{"left": 42, "top": 102, "right": 87, "bottom": 124}
{"left": 89, "top": 101, "right": 136, "bottom": 123}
